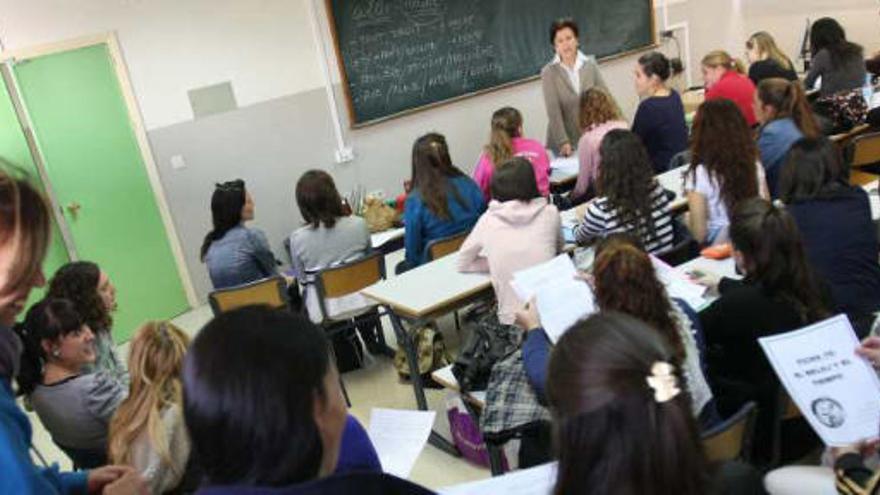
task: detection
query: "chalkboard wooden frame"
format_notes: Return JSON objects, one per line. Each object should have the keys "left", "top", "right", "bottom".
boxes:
{"left": 325, "top": 0, "right": 657, "bottom": 128}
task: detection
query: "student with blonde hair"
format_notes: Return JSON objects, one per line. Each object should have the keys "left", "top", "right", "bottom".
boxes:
{"left": 746, "top": 32, "right": 798, "bottom": 85}
{"left": 473, "top": 107, "right": 550, "bottom": 202}
{"left": 108, "top": 321, "right": 192, "bottom": 494}
{"left": 702, "top": 50, "right": 758, "bottom": 126}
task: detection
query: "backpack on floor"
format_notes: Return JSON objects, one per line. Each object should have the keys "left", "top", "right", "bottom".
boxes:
{"left": 331, "top": 327, "right": 365, "bottom": 373}
{"left": 393, "top": 324, "right": 452, "bottom": 380}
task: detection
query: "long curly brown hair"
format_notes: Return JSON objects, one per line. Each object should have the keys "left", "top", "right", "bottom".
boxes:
{"left": 690, "top": 99, "right": 759, "bottom": 215}
{"left": 47, "top": 261, "right": 112, "bottom": 334}
{"left": 593, "top": 235, "right": 685, "bottom": 365}
{"left": 597, "top": 130, "right": 660, "bottom": 238}
{"left": 579, "top": 88, "right": 621, "bottom": 132}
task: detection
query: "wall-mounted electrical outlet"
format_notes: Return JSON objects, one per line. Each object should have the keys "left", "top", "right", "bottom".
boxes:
{"left": 335, "top": 147, "right": 355, "bottom": 163}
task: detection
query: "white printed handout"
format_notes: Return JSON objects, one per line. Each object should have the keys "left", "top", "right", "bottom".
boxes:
{"left": 651, "top": 255, "right": 708, "bottom": 310}
{"left": 511, "top": 254, "right": 595, "bottom": 343}
{"left": 550, "top": 155, "right": 579, "bottom": 175}
{"left": 367, "top": 408, "right": 436, "bottom": 479}
{"left": 759, "top": 315, "right": 880, "bottom": 446}
{"left": 439, "top": 462, "right": 557, "bottom": 495}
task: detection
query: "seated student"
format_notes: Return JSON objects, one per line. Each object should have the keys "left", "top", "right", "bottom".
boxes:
{"left": 685, "top": 99, "right": 769, "bottom": 245}
{"left": 570, "top": 88, "right": 628, "bottom": 203}
{"left": 458, "top": 157, "right": 562, "bottom": 326}
{"left": 546, "top": 313, "right": 764, "bottom": 495}
{"left": 695, "top": 198, "right": 830, "bottom": 463}
{"left": 401, "top": 133, "right": 485, "bottom": 272}
{"left": 108, "top": 321, "right": 192, "bottom": 494}
{"left": 702, "top": 50, "right": 758, "bottom": 126}
{"left": 519, "top": 235, "right": 718, "bottom": 428}
{"left": 473, "top": 107, "right": 550, "bottom": 202}
{"left": 573, "top": 129, "right": 674, "bottom": 254}
{"left": 755, "top": 78, "right": 822, "bottom": 197}
{"left": 805, "top": 18, "right": 868, "bottom": 133}
{"left": 17, "top": 298, "right": 127, "bottom": 468}
{"left": 632, "top": 51, "right": 689, "bottom": 173}
{"left": 779, "top": 138, "right": 880, "bottom": 337}
{"left": 201, "top": 179, "right": 279, "bottom": 289}
{"left": 48, "top": 261, "right": 128, "bottom": 387}
{"left": 0, "top": 168, "right": 140, "bottom": 494}
{"left": 182, "top": 306, "right": 431, "bottom": 494}
{"left": 746, "top": 31, "right": 798, "bottom": 85}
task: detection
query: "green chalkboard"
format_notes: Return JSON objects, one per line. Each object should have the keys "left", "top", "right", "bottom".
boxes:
{"left": 327, "top": 0, "right": 655, "bottom": 126}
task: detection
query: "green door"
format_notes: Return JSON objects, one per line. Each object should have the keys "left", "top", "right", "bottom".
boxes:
{"left": 11, "top": 43, "right": 189, "bottom": 341}
{"left": 0, "top": 73, "right": 70, "bottom": 307}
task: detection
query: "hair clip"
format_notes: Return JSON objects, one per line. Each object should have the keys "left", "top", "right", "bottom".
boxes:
{"left": 646, "top": 361, "right": 681, "bottom": 403}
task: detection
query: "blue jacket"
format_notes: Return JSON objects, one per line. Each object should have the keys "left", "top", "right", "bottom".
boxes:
{"left": 0, "top": 378, "right": 88, "bottom": 494}
{"left": 403, "top": 176, "right": 486, "bottom": 267}
{"left": 335, "top": 415, "right": 381, "bottom": 474}
{"left": 205, "top": 226, "right": 278, "bottom": 289}
{"left": 757, "top": 118, "right": 803, "bottom": 198}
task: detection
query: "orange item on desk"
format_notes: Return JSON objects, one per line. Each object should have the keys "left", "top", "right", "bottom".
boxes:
{"left": 700, "top": 243, "right": 732, "bottom": 259}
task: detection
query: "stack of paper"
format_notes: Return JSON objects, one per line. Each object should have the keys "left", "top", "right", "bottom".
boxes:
{"left": 550, "top": 156, "right": 579, "bottom": 175}
{"left": 367, "top": 408, "right": 436, "bottom": 479}
{"left": 650, "top": 255, "right": 708, "bottom": 309}
{"left": 511, "top": 255, "right": 596, "bottom": 343}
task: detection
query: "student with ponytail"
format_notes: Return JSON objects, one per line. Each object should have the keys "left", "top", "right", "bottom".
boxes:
{"left": 201, "top": 179, "right": 280, "bottom": 289}
{"left": 702, "top": 50, "right": 758, "bottom": 126}
{"left": 632, "top": 51, "right": 689, "bottom": 173}
{"left": 755, "top": 78, "right": 821, "bottom": 197}
{"left": 401, "top": 133, "right": 485, "bottom": 271}
{"left": 746, "top": 32, "right": 798, "bottom": 85}
{"left": 694, "top": 198, "right": 830, "bottom": 462}
{"left": 108, "top": 321, "right": 193, "bottom": 494}
{"left": 473, "top": 107, "right": 550, "bottom": 202}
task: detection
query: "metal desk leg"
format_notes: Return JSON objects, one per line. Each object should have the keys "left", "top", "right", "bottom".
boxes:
{"left": 385, "top": 306, "right": 460, "bottom": 457}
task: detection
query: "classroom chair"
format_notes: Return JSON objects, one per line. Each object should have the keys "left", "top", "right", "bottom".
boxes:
{"left": 208, "top": 276, "right": 290, "bottom": 316}
{"left": 424, "top": 231, "right": 469, "bottom": 262}
{"left": 424, "top": 230, "right": 471, "bottom": 332}
{"left": 769, "top": 390, "right": 816, "bottom": 469}
{"left": 312, "top": 250, "right": 392, "bottom": 407}
{"left": 844, "top": 130, "right": 880, "bottom": 181}
{"left": 657, "top": 220, "right": 699, "bottom": 266}
{"left": 701, "top": 401, "right": 758, "bottom": 463}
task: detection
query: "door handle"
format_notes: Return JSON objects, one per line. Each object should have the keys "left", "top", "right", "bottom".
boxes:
{"left": 66, "top": 201, "right": 81, "bottom": 219}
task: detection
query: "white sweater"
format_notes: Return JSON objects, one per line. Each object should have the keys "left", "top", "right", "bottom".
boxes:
{"left": 129, "top": 405, "right": 190, "bottom": 494}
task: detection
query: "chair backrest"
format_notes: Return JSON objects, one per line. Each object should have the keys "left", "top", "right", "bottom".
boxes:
{"left": 847, "top": 130, "right": 880, "bottom": 168}
{"left": 281, "top": 237, "right": 293, "bottom": 266}
{"left": 313, "top": 250, "right": 386, "bottom": 321}
{"left": 769, "top": 389, "right": 805, "bottom": 468}
{"left": 425, "top": 231, "right": 469, "bottom": 262}
{"left": 701, "top": 401, "right": 758, "bottom": 463}
{"left": 208, "top": 276, "right": 289, "bottom": 316}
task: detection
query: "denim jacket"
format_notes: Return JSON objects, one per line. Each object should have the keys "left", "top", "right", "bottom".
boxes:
{"left": 204, "top": 226, "right": 278, "bottom": 289}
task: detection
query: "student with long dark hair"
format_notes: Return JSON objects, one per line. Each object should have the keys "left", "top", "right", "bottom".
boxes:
{"left": 695, "top": 198, "right": 830, "bottom": 462}
{"left": 182, "top": 306, "right": 431, "bottom": 494}
{"left": 805, "top": 18, "right": 866, "bottom": 96}
{"left": 401, "top": 133, "right": 485, "bottom": 271}
{"left": 473, "top": 107, "right": 550, "bottom": 201}
{"left": 686, "top": 99, "right": 768, "bottom": 245}
{"left": 17, "top": 298, "right": 127, "bottom": 469}
{"left": 201, "top": 179, "right": 279, "bottom": 289}
{"left": 48, "top": 261, "right": 127, "bottom": 388}
{"left": 546, "top": 313, "right": 762, "bottom": 495}
{"left": 573, "top": 130, "right": 674, "bottom": 253}
{"left": 632, "top": 51, "right": 689, "bottom": 173}
{"left": 779, "top": 138, "right": 880, "bottom": 337}
{"left": 755, "top": 78, "right": 821, "bottom": 197}
{"left": 520, "top": 235, "right": 717, "bottom": 428}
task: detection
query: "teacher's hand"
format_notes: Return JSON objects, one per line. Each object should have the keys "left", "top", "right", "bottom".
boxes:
{"left": 559, "top": 143, "right": 573, "bottom": 157}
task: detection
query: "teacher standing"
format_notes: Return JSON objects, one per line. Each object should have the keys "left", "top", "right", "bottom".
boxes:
{"left": 541, "top": 18, "right": 614, "bottom": 157}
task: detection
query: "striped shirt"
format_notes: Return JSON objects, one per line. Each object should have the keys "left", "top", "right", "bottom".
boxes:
{"left": 574, "top": 182, "right": 674, "bottom": 253}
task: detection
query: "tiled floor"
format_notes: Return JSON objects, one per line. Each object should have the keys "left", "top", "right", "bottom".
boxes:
{"left": 28, "top": 268, "right": 493, "bottom": 491}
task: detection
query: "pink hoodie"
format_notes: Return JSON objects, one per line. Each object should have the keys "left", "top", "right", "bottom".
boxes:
{"left": 458, "top": 198, "right": 562, "bottom": 325}
{"left": 473, "top": 137, "right": 551, "bottom": 202}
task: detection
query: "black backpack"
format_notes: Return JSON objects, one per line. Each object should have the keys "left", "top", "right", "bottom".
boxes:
{"left": 451, "top": 314, "right": 520, "bottom": 393}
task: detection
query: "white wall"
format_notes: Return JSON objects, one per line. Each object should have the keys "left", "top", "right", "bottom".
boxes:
{"left": 0, "top": 0, "right": 326, "bottom": 129}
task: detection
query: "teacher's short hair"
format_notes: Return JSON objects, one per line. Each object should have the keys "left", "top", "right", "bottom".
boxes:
{"left": 550, "top": 18, "right": 579, "bottom": 45}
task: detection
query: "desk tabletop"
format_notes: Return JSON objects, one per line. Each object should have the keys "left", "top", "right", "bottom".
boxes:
{"left": 657, "top": 164, "right": 688, "bottom": 210}
{"left": 549, "top": 167, "right": 577, "bottom": 186}
{"left": 361, "top": 253, "right": 491, "bottom": 319}
{"left": 370, "top": 227, "right": 404, "bottom": 248}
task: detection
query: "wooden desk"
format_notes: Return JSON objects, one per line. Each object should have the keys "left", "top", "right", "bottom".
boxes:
{"left": 549, "top": 166, "right": 577, "bottom": 194}
{"left": 656, "top": 164, "right": 689, "bottom": 211}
